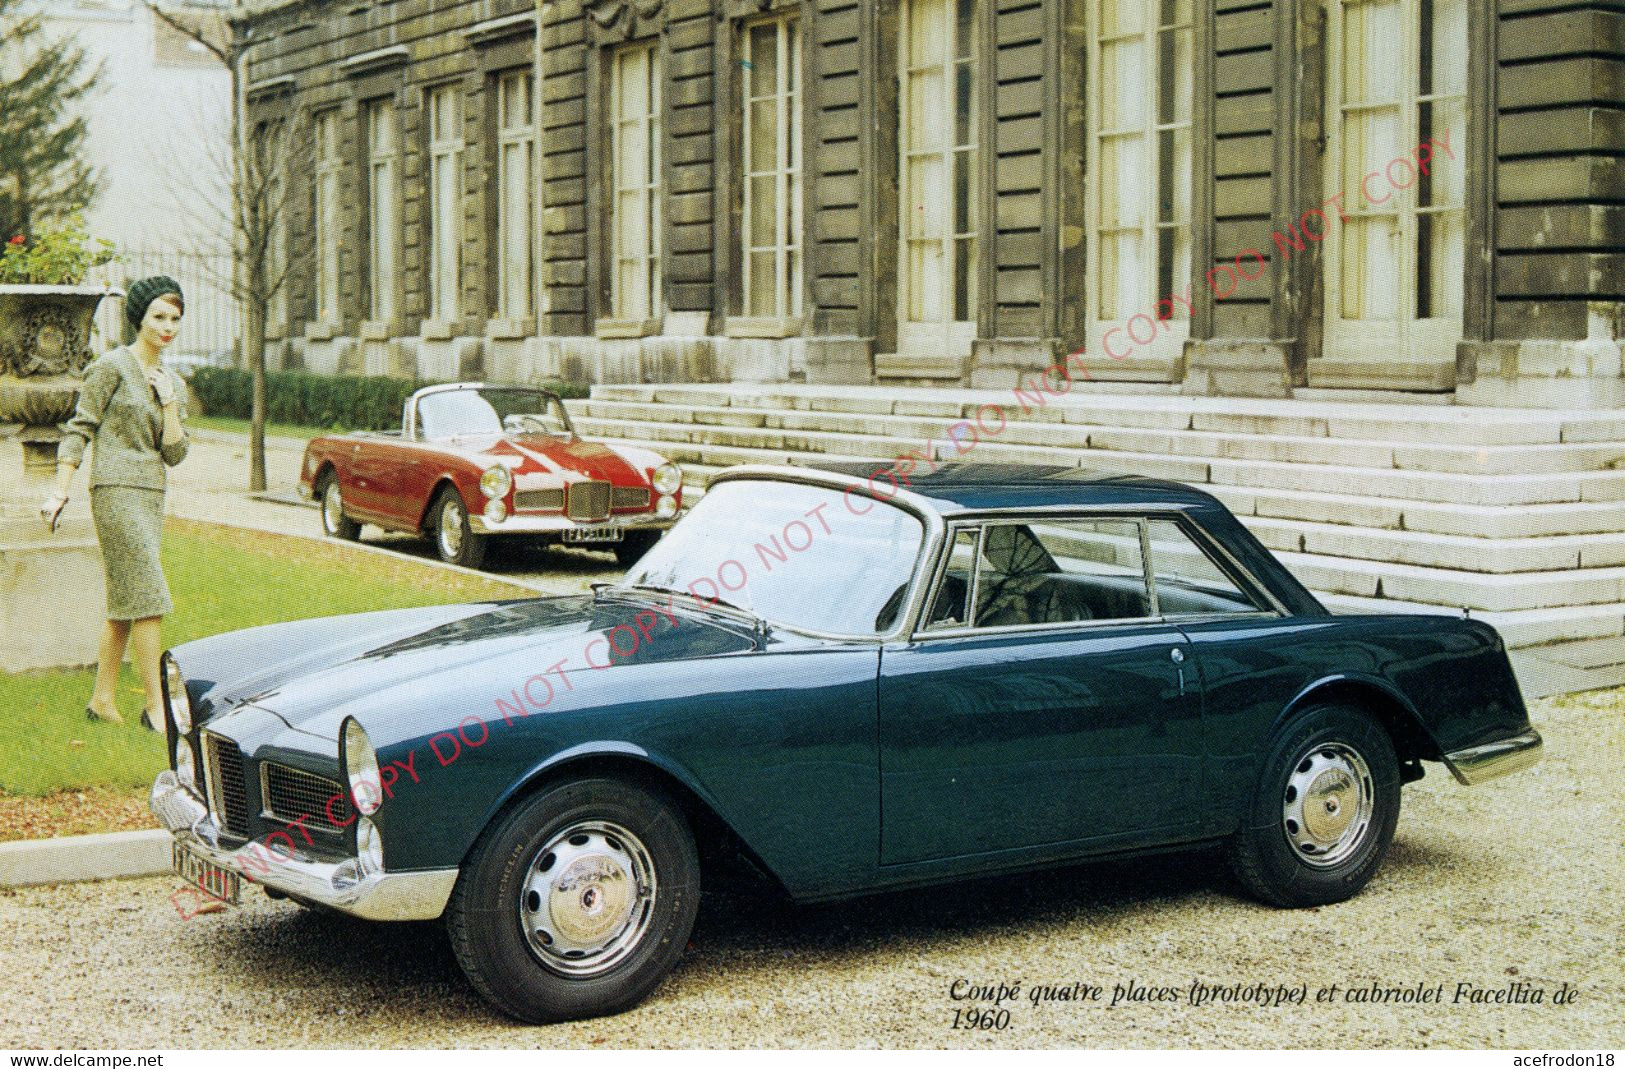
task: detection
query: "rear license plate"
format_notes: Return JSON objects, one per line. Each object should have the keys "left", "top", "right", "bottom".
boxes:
{"left": 564, "top": 526, "right": 624, "bottom": 543}
{"left": 173, "top": 842, "right": 241, "bottom": 906}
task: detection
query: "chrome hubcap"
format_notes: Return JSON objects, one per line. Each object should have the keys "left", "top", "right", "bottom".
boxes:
{"left": 1282, "top": 742, "right": 1373, "bottom": 867}
{"left": 439, "top": 499, "right": 463, "bottom": 558}
{"left": 520, "top": 820, "right": 657, "bottom": 977}
{"left": 323, "top": 481, "right": 343, "bottom": 533}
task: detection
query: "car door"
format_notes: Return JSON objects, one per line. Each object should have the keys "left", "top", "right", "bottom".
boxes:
{"left": 877, "top": 516, "right": 1204, "bottom": 866}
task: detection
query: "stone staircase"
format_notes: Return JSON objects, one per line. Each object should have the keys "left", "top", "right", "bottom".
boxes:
{"left": 564, "top": 382, "right": 1625, "bottom": 649}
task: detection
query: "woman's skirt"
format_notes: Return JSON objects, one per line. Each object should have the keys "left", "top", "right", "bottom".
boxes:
{"left": 90, "top": 485, "right": 173, "bottom": 620}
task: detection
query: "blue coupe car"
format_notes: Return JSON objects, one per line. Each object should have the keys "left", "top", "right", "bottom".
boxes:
{"left": 150, "top": 462, "right": 1541, "bottom": 1022}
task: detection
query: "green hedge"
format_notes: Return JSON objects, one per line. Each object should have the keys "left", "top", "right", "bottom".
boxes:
{"left": 185, "top": 368, "right": 590, "bottom": 431}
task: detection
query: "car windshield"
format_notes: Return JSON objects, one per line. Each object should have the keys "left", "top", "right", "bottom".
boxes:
{"left": 620, "top": 479, "right": 927, "bottom": 636}
{"left": 416, "top": 388, "right": 573, "bottom": 439}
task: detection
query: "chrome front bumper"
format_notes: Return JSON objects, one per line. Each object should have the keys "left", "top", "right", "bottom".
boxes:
{"left": 148, "top": 771, "right": 456, "bottom": 921}
{"left": 1442, "top": 728, "right": 1543, "bottom": 786}
{"left": 469, "top": 511, "right": 677, "bottom": 537}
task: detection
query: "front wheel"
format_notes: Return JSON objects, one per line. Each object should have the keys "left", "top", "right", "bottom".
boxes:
{"left": 431, "top": 487, "right": 488, "bottom": 569}
{"left": 1226, "top": 703, "right": 1400, "bottom": 908}
{"left": 317, "top": 471, "right": 360, "bottom": 541}
{"left": 445, "top": 777, "right": 700, "bottom": 1023}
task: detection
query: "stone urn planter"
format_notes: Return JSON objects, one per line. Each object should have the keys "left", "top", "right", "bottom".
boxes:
{"left": 0, "top": 283, "right": 122, "bottom": 474}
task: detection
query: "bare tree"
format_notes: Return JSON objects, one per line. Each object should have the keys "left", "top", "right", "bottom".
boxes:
{"left": 140, "top": 0, "right": 308, "bottom": 492}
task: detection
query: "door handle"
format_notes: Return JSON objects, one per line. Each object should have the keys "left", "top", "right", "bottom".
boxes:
{"left": 1170, "top": 646, "right": 1186, "bottom": 695}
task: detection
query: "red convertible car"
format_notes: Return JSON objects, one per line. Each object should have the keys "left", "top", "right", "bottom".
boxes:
{"left": 298, "top": 383, "right": 683, "bottom": 569}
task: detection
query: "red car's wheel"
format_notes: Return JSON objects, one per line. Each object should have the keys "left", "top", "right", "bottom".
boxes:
{"left": 431, "top": 486, "right": 488, "bottom": 570}
{"left": 317, "top": 471, "right": 360, "bottom": 541}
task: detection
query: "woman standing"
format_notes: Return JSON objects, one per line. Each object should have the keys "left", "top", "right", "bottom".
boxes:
{"left": 40, "top": 275, "right": 190, "bottom": 728}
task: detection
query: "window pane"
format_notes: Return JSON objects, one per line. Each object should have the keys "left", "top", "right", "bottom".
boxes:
{"left": 1146, "top": 519, "right": 1261, "bottom": 614}
{"left": 749, "top": 23, "right": 778, "bottom": 98}
{"left": 926, "top": 529, "right": 978, "bottom": 628}
{"left": 750, "top": 174, "right": 777, "bottom": 249}
{"left": 748, "top": 251, "right": 776, "bottom": 317}
{"left": 1341, "top": 215, "right": 1398, "bottom": 320}
{"left": 975, "top": 520, "right": 1149, "bottom": 626}
{"left": 749, "top": 98, "right": 778, "bottom": 172}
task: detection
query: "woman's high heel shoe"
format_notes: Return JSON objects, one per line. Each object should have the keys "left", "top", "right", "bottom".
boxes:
{"left": 86, "top": 704, "right": 123, "bottom": 724}
{"left": 140, "top": 708, "right": 163, "bottom": 733}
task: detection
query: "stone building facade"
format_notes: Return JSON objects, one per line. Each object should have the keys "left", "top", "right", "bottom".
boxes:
{"left": 239, "top": 0, "right": 1625, "bottom": 406}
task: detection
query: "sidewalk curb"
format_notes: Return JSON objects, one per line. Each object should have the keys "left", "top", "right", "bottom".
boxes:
{"left": 0, "top": 828, "right": 172, "bottom": 888}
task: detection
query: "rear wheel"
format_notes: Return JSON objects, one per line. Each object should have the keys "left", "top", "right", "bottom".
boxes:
{"left": 446, "top": 777, "right": 700, "bottom": 1023}
{"left": 1227, "top": 702, "right": 1400, "bottom": 908}
{"left": 431, "top": 486, "right": 488, "bottom": 569}
{"left": 317, "top": 471, "right": 360, "bottom": 541}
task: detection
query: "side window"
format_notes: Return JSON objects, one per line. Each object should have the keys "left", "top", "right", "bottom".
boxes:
{"left": 975, "top": 519, "right": 1149, "bottom": 628}
{"left": 925, "top": 528, "right": 978, "bottom": 629}
{"left": 1146, "top": 519, "right": 1264, "bottom": 616}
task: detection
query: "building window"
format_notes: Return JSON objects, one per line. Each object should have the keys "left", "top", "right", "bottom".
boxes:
{"left": 496, "top": 70, "right": 537, "bottom": 321}
{"left": 364, "top": 98, "right": 398, "bottom": 323}
{"left": 1088, "top": 0, "right": 1191, "bottom": 357}
{"left": 1323, "top": 0, "right": 1465, "bottom": 370}
{"left": 260, "top": 119, "right": 287, "bottom": 333}
{"left": 313, "top": 109, "right": 341, "bottom": 323}
{"left": 427, "top": 84, "right": 464, "bottom": 323}
{"left": 898, "top": 0, "right": 977, "bottom": 355}
{"left": 740, "top": 17, "right": 802, "bottom": 320}
{"left": 608, "top": 43, "right": 662, "bottom": 323}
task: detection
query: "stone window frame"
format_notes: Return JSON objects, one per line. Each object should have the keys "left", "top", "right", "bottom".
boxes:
{"left": 309, "top": 104, "right": 345, "bottom": 339}
{"left": 1084, "top": 0, "right": 1194, "bottom": 365}
{"left": 717, "top": 0, "right": 808, "bottom": 340}
{"left": 362, "top": 93, "right": 402, "bottom": 332}
{"left": 491, "top": 66, "right": 540, "bottom": 331}
{"left": 894, "top": 0, "right": 983, "bottom": 360}
{"left": 584, "top": 0, "right": 672, "bottom": 339}
{"left": 466, "top": 16, "right": 541, "bottom": 341}
{"left": 423, "top": 80, "right": 467, "bottom": 335}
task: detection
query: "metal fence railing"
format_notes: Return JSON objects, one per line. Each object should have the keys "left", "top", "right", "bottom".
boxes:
{"left": 85, "top": 250, "right": 241, "bottom": 368}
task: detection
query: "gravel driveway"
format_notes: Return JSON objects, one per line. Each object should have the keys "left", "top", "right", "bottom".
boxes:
{"left": 2, "top": 689, "right": 1619, "bottom": 1049}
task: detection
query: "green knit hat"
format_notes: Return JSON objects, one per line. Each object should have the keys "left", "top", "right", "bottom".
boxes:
{"left": 125, "top": 275, "right": 184, "bottom": 329}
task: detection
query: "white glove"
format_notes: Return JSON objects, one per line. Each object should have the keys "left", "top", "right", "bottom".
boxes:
{"left": 145, "top": 366, "right": 176, "bottom": 406}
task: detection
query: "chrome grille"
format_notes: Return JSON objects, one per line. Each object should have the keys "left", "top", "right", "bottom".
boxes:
{"left": 262, "top": 763, "right": 351, "bottom": 834}
{"left": 566, "top": 480, "right": 612, "bottom": 521}
{"left": 203, "top": 733, "right": 251, "bottom": 838}
{"left": 515, "top": 488, "right": 565, "bottom": 512}
{"left": 612, "top": 486, "right": 651, "bottom": 510}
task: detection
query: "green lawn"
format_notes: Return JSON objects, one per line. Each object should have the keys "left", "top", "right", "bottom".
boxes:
{"left": 0, "top": 518, "right": 536, "bottom": 797}
{"left": 187, "top": 414, "right": 334, "bottom": 441}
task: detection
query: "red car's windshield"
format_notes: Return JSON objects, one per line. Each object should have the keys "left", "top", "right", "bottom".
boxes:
{"left": 416, "top": 388, "right": 572, "bottom": 439}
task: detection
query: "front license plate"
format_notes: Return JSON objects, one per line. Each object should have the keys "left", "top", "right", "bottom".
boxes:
{"left": 564, "top": 526, "right": 623, "bottom": 543}
{"left": 172, "top": 842, "right": 241, "bottom": 906}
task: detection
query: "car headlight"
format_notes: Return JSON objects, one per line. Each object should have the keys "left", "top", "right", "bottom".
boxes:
{"left": 652, "top": 462, "right": 682, "bottom": 496}
{"left": 484, "top": 498, "right": 507, "bottom": 524}
{"left": 174, "top": 740, "right": 196, "bottom": 789}
{"left": 356, "top": 817, "right": 385, "bottom": 874}
{"left": 343, "top": 718, "right": 382, "bottom": 816}
{"left": 655, "top": 494, "right": 678, "bottom": 518}
{"left": 480, "top": 465, "right": 513, "bottom": 499}
{"left": 164, "top": 655, "right": 191, "bottom": 734}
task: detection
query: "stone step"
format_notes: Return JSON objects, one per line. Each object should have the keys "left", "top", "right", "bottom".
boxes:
{"left": 1245, "top": 516, "right": 1625, "bottom": 573}
{"left": 587, "top": 383, "right": 1625, "bottom": 447}
{"left": 1271, "top": 551, "right": 1625, "bottom": 612}
{"left": 1209, "top": 485, "right": 1625, "bottom": 539}
{"left": 577, "top": 399, "right": 1625, "bottom": 475}
{"left": 578, "top": 414, "right": 1625, "bottom": 507}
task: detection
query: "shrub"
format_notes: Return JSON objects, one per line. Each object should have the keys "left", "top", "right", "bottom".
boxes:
{"left": 184, "top": 368, "right": 590, "bottom": 430}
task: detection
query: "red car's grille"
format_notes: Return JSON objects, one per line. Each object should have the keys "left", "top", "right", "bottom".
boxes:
{"left": 515, "top": 488, "right": 565, "bottom": 511}
{"left": 612, "top": 487, "right": 651, "bottom": 510}
{"left": 566, "top": 481, "right": 612, "bottom": 522}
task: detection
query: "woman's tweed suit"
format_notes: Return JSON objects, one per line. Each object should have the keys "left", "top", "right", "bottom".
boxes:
{"left": 57, "top": 347, "right": 189, "bottom": 620}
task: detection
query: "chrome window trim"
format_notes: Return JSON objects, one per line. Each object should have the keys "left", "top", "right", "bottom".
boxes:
{"left": 904, "top": 507, "right": 1286, "bottom": 642}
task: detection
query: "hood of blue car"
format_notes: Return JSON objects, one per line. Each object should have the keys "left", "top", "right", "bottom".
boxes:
{"left": 172, "top": 593, "right": 763, "bottom": 742}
